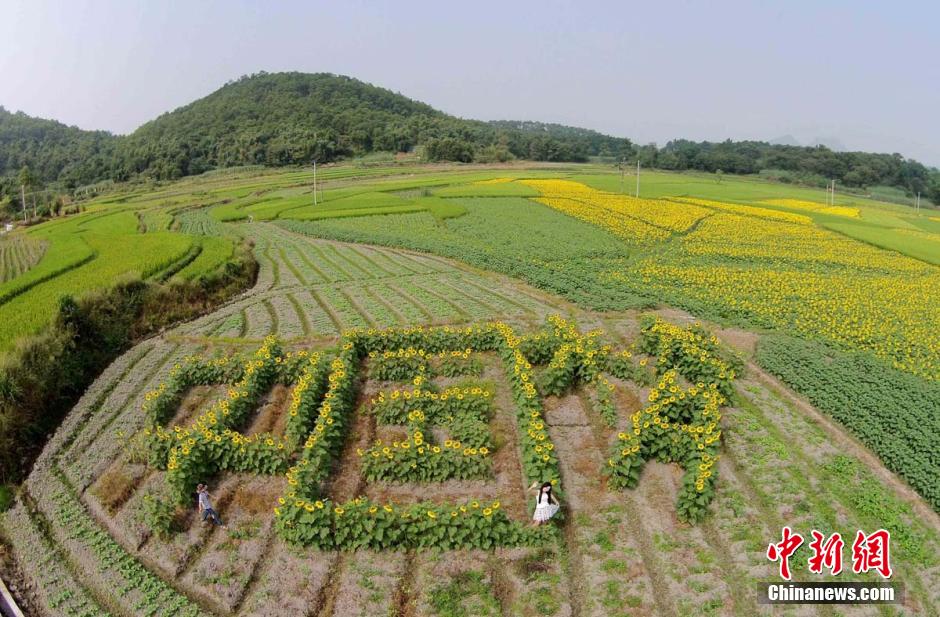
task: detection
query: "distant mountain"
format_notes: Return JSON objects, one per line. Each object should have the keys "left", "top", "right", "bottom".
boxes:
{"left": 808, "top": 136, "right": 847, "bottom": 151}
{"left": 769, "top": 134, "right": 801, "bottom": 147}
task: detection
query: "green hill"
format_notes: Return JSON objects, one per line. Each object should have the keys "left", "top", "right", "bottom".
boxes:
{"left": 0, "top": 72, "right": 632, "bottom": 191}
{"left": 0, "top": 72, "right": 937, "bottom": 203}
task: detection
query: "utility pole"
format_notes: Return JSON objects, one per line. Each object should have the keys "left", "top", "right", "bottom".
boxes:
{"left": 619, "top": 157, "right": 625, "bottom": 194}
{"left": 20, "top": 184, "right": 26, "bottom": 222}
{"left": 916, "top": 192, "right": 921, "bottom": 214}
{"left": 313, "top": 159, "right": 318, "bottom": 206}
{"left": 635, "top": 159, "right": 640, "bottom": 198}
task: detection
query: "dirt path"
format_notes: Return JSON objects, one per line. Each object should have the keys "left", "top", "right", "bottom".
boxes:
{"left": 544, "top": 394, "right": 662, "bottom": 617}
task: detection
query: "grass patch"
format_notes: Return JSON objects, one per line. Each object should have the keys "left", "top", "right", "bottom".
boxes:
{"left": 428, "top": 570, "right": 501, "bottom": 617}
{"left": 0, "top": 485, "right": 12, "bottom": 512}
{"left": 823, "top": 219, "right": 940, "bottom": 265}
{"left": 423, "top": 197, "right": 468, "bottom": 220}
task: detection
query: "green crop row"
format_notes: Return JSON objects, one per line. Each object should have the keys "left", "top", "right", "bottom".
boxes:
{"left": 756, "top": 334, "right": 940, "bottom": 511}
{"left": 49, "top": 482, "right": 206, "bottom": 616}
{"left": 171, "top": 236, "right": 235, "bottom": 281}
{"left": 276, "top": 197, "right": 642, "bottom": 310}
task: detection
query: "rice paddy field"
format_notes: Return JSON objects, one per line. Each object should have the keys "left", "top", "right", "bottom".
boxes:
{"left": 1, "top": 163, "right": 939, "bottom": 617}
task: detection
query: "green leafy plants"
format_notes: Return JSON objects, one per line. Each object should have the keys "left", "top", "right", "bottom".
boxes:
{"left": 0, "top": 484, "right": 12, "bottom": 512}
{"left": 361, "top": 383, "right": 494, "bottom": 482}
{"left": 435, "top": 349, "right": 484, "bottom": 377}
{"left": 592, "top": 375, "right": 617, "bottom": 427}
{"left": 368, "top": 347, "right": 429, "bottom": 381}
{"left": 757, "top": 334, "right": 940, "bottom": 511}
{"left": 275, "top": 496, "right": 553, "bottom": 550}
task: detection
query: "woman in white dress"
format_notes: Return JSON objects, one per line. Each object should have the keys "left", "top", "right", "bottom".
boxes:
{"left": 529, "top": 481, "right": 560, "bottom": 525}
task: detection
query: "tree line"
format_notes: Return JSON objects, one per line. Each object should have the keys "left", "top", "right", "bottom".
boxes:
{"left": 1, "top": 72, "right": 938, "bottom": 207}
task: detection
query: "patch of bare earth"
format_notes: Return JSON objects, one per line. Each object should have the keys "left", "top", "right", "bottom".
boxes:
{"left": 238, "top": 542, "right": 337, "bottom": 616}
{"left": 181, "top": 476, "right": 279, "bottom": 613}
{"left": 244, "top": 384, "right": 291, "bottom": 438}
{"left": 329, "top": 550, "right": 407, "bottom": 617}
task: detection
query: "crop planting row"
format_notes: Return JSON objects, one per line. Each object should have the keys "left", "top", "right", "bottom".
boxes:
{"left": 718, "top": 378, "right": 939, "bottom": 605}
{"left": 35, "top": 474, "right": 205, "bottom": 617}
{"left": 172, "top": 237, "right": 235, "bottom": 282}
{"left": 69, "top": 344, "right": 193, "bottom": 490}
{"left": 756, "top": 334, "right": 940, "bottom": 511}
{"left": 0, "top": 233, "right": 94, "bottom": 306}
{"left": 284, "top": 180, "right": 939, "bottom": 384}
{"left": 274, "top": 200, "right": 645, "bottom": 312}
{"left": 139, "top": 209, "right": 174, "bottom": 232}
{"left": 2, "top": 340, "right": 210, "bottom": 615}
{"left": 175, "top": 207, "right": 227, "bottom": 236}
{"left": 0, "top": 234, "right": 47, "bottom": 282}
{"left": 2, "top": 501, "right": 112, "bottom": 617}
{"left": 0, "top": 232, "right": 194, "bottom": 349}
{"left": 671, "top": 197, "right": 813, "bottom": 225}
{"left": 761, "top": 198, "right": 860, "bottom": 218}
{"left": 180, "top": 226, "right": 559, "bottom": 341}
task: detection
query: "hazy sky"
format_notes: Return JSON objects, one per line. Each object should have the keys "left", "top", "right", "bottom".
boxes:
{"left": 2, "top": 0, "right": 938, "bottom": 165}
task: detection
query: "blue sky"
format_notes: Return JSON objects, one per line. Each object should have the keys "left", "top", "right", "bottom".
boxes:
{"left": 2, "top": 0, "right": 938, "bottom": 165}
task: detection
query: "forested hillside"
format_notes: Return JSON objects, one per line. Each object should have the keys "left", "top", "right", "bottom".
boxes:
{"left": 0, "top": 71, "right": 938, "bottom": 203}
{"left": 0, "top": 107, "right": 118, "bottom": 188}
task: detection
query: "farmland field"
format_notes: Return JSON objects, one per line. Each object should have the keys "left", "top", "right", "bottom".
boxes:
{"left": 1, "top": 163, "right": 939, "bottom": 617}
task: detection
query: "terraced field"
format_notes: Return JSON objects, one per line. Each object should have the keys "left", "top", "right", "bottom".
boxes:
{"left": 2, "top": 216, "right": 938, "bottom": 617}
